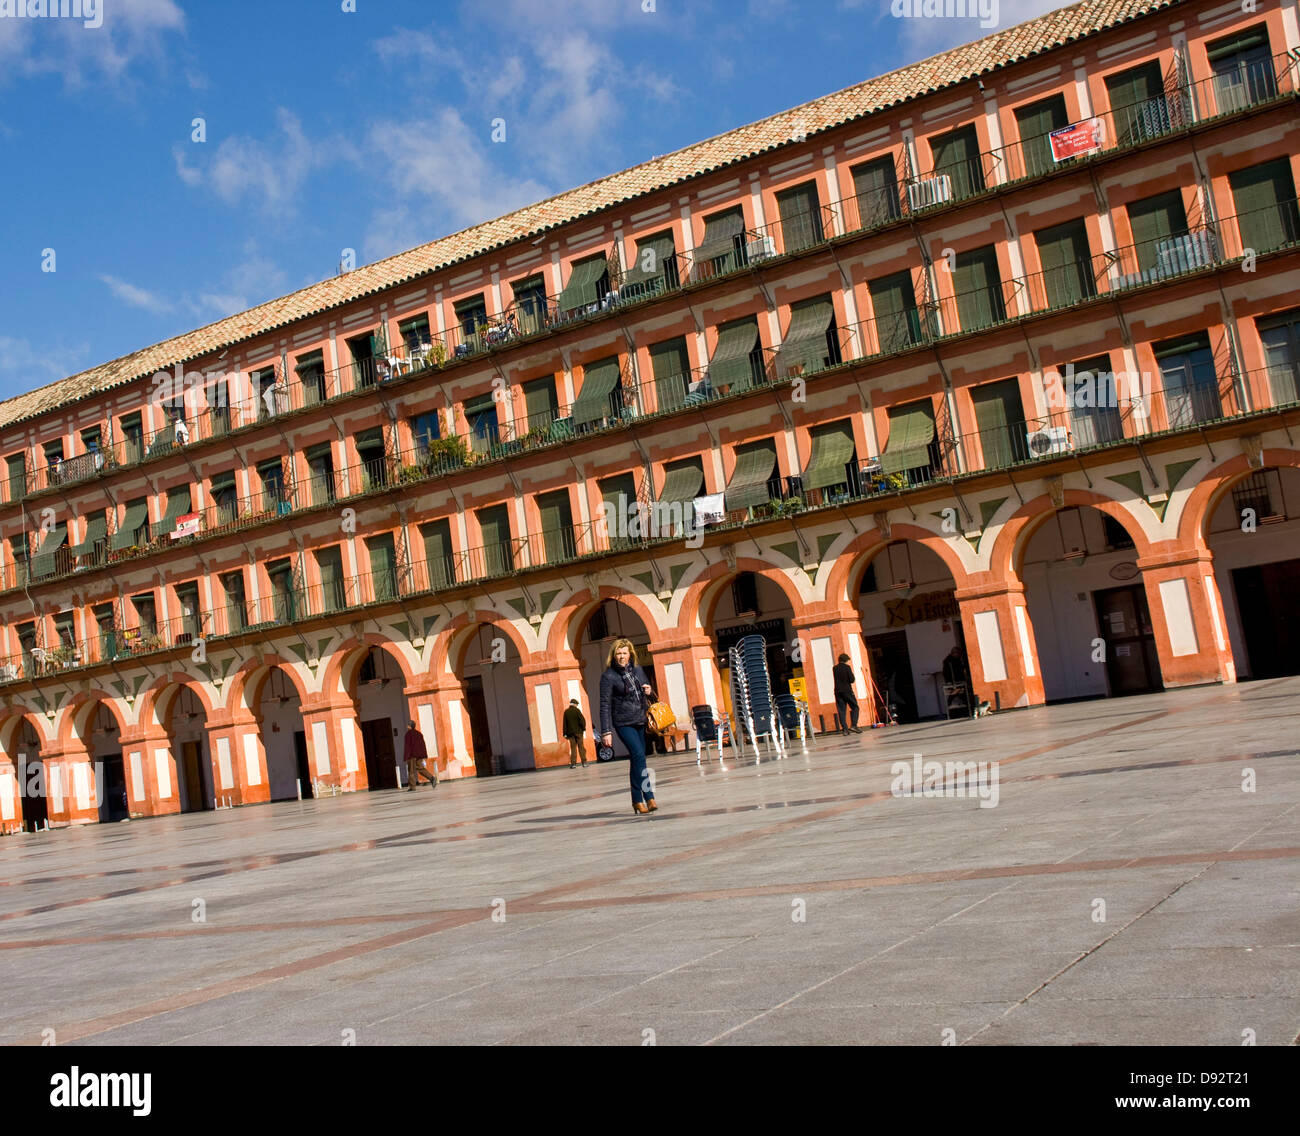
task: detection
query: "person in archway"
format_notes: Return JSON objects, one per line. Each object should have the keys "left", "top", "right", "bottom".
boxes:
{"left": 833, "top": 653, "right": 861, "bottom": 734}
{"left": 403, "top": 720, "right": 438, "bottom": 791}
{"left": 942, "top": 644, "right": 972, "bottom": 718}
{"left": 562, "top": 698, "right": 588, "bottom": 768}
{"left": 598, "top": 638, "right": 657, "bottom": 814}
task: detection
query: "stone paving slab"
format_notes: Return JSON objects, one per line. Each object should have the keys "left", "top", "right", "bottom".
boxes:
{"left": 1, "top": 679, "right": 1297, "bottom": 1045}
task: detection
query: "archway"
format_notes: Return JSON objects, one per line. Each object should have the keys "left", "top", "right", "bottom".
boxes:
{"left": 78, "top": 702, "right": 129, "bottom": 823}
{"left": 854, "top": 540, "right": 962, "bottom": 722}
{"left": 1, "top": 716, "right": 46, "bottom": 833}
{"left": 702, "top": 568, "right": 800, "bottom": 728}
{"left": 342, "top": 644, "right": 414, "bottom": 791}
{"left": 1203, "top": 465, "right": 1300, "bottom": 679}
{"left": 248, "top": 665, "right": 308, "bottom": 801}
{"left": 161, "top": 686, "right": 213, "bottom": 813}
{"left": 455, "top": 623, "right": 530, "bottom": 775}
{"left": 571, "top": 597, "right": 655, "bottom": 758}
{"left": 1019, "top": 504, "right": 1161, "bottom": 700}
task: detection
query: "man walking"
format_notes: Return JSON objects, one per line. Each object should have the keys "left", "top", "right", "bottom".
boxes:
{"left": 562, "top": 698, "right": 589, "bottom": 767}
{"left": 403, "top": 719, "right": 438, "bottom": 790}
{"left": 833, "top": 652, "right": 861, "bottom": 735}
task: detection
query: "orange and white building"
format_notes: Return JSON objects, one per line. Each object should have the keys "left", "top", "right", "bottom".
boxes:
{"left": 2, "top": 0, "right": 1299, "bottom": 832}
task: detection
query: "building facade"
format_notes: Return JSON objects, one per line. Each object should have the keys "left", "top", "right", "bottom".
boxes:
{"left": 2, "top": 0, "right": 1299, "bottom": 832}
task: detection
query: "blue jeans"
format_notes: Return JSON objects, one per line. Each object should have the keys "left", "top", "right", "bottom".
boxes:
{"left": 615, "top": 724, "right": 654, "bottom": 804}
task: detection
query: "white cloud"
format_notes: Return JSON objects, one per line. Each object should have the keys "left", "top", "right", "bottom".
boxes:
{"left": 0, "top": 336, "right": 91, "bottom": 392}
{"left": 0, "top": 0, "right": 186, "bottom": 88}
{"left": 879, "top": 0, "right": 1080, "bottom": 57}
{"left": 99, "top": 273, "right": 173, "bottom": 314}
{"left": 185, "top": 242, "right": 289, "bottom": 320}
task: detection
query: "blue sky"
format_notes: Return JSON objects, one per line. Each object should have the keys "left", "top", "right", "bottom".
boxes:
{"left": 0, "top": 0, "right": 1068, "bottom": 405}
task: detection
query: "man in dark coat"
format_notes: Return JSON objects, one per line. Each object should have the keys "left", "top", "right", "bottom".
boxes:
{"left": 562, "top": 698, "right": 588, "bottom": 767}
{"left": 833, "top": 653, "right": 861, "bottom": 735}
{"left": 403, "top": 720, "right": 438, "bottom": 790}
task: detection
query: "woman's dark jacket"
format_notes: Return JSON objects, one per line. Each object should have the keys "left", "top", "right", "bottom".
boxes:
{"left": 599, "top": 664, "right": 650, "bottom": 734}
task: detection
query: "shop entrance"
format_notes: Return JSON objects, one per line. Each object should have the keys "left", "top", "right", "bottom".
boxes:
{"left": 863, "top": 631, "right": 918, "bottom": 723}
{"left": 1232, "top": 559, "right": 1300, "bottom": 678}
{"left": 463, "top": 675, "right": 494, "bottom": 775}
{"left": 1094, "top": 585, "right": 1163, "bottom": 695}
{"left": 361, "top": 719, "right": 399, "bottom": 790}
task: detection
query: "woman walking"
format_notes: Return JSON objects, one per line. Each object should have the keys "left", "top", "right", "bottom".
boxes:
{"left": 598, "top": 638, "right": 658, "bottom": 815}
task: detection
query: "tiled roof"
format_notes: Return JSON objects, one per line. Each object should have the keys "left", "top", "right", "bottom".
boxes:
{"left": 0, "top": 0, "right": 1176, "bottom": 433}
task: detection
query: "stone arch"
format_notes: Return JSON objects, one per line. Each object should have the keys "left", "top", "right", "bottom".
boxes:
{"left": 1178, "top": 449, "right": 1300, "bottom": 548}
{"left": 547, "top": 587, "right": 664, "bottom": 661}
{"left": 823, "top": 523, "right": 972, "bottom": 613}
{"left": 322, "top": 634, "right": 418, "bottom": 699}
{"left": 62, "top": 691, "right": 127, "bottom": 750}
{"left": 138, "top": 673, "right": 217, "bottom": 731}
{"left": 681, "top": 557, "right": 809, "bottom": 637}
{"left": 0, "top": 708, "right": 53, "bottom": 752}
{"left": 432, "top": 611, "right": 534, "bottom": 678}
{"left": 225, "top": 655, "right": 311, "bottom": 717}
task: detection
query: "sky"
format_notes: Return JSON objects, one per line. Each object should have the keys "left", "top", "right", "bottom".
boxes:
{"left": 0, "top": 0, "right": 1074, "bottom": 405}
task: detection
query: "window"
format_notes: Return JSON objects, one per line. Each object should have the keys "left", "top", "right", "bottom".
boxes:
{"left": 648, "top": 338, "right": 692, "bottom": 412}
{"left": 346, "top": 334, "right": 378, "bottom": 389}
{"left": 463, "top": 393, "right": 499, "bottom": 455}
{"left": 732, "top": 572, "right": 759, "bottom": 617}
{"left": 657, "top": 458, "right": 705, "bottom": 534}
{"left": 252, "top": 365, "right": 284, "bottom": 418}
{"left": 725, "top": 439, "right": 781, "bottom": 512}
{"left": 454, "top": 294, "right": 489, "bottom": 353}
{"left": 398, "top": 314, "right": 430, "bottom": 351}
{"left": 1207, "top": 24, "right": 1275, "bottom": 113}
{"left": 775, "top": 180, "right": 824, "bottom": 253}
{"left": 221, "top": 571, "right": 247, "bottom": 633}
{"left": 175, "top": 583, "right": 201, "bottom": 642}
{"left": 1065, "top": 354, "right": 1124, "bottom": 447}
{"left": 476, "top": 504, "right": 514, "bottom": 577}
{"left": 1103, "top": 514, "right": 1137, "bottom": 550}
{"left": 1015, "top": 93, "right": 1069, "bottom": 178}
{"left": 598, "top": 474, "right": 638, "bottom": 551}
{"left": 69, "top": 509, "right": 109, "bottom": 567}
{"left": 694, "top": 208, "right": 746, "bottom": 278}
{"left": 953, "top": 246, "right": 1007, "bottom": 330}
{"left": 5, "top": 453, "right": 26, "bottom": 502}
{"left": 930, "top": 124, "right": 984, "bottom": 200}
{"left": 868, "top": 271, "right": 927, "bottom": 354}
{"left": 536, "top": 489, "right": 576, "bottom": 562}
{"left": 1229, "top": 158, "right": 1300, "bottom": 255}
{"left": 708, "top": 318, "right": 764, "bottom": 394}
{"left": 571, "top": 356, "right": 624, "bottom": 430}
{"left": 355, "top": 427, "right": 388, "bottom": 491}
{"left": 1154, "top": 333, "right": 1222, "bottom": 428}
{"left": 778, "top": 295, "right": 839, "bottom": 378}
{"left": 305, "top": 442, "right": 336, "bottom": 505}
{"left": 53, "top": 612, "right": 75, "bottom": 649}
{"left": 1230, "top": 470, "right": 1285, "bottom": 523}
{"left": 110, "top": 497, "right": 150, "bottom": 551}
{"left": 420, "top": 518, "right": 456, "bottom": 590}
{"left": 131, "top": 593, "right": 158, "bottom": 639}
{"left": 410, "top": 412, "right": 441, "bottom": 455}
{"left": 210, "top": 472, "right": 238, "bottom": 527}
{"left": 258, "top": 458, "right": 286, "bottom": 512}
{"left": 555, "top": 256, "right": 610, "bottom": 314}
{"left": 1257, "top": 309, "right": 1300, "bottom": 407}
{"left": 802, "top": 420, "right": 857, "bottom": 498}
{"left": 93, "top": 603, "right": 118, "bottom": 660}
{"left": 162, "top": 485, "right": 193, "bottom": 539}
{"left": 849, "top": 155, "right": 902, "bottom": 230}
{"left": 510, "top": 274, "right": 549, "bottom": 335}
{"left": 31, "top": 520, "right": 67, "bottom": 579}
{"left": 265, "top": 558, "right": 299, "bottom": 623}
{"left": 315, "top": 545, "right": 346, "bottom": 612}
{"left": 295, "top": 350, "right": 326, "bottom": 405}
{"left": 120, "top": 411, "right": 143, "bottom": 464}
{"left": 622, "top": 231, "right": 679, "bottom": 299}
{"left": 1105, "top": 60, "right": 1169, "bottom": 144}
{"left": 879, "top": 400, "right": 939, "bottom": 482}
{"left": 1125, "top": 189, "right": 1191, "bottom": 275}
{"left": 1035, "top": 218, "right": 1096, "bottom": 308}
{"left": 206, "top": 377, "right": 231, "bottom": 435}
{"left": 519, "top": 377, "right": 558, "bottom": 435}
{"left": 970, "top": 379, "right": 1027, "bottom": 469}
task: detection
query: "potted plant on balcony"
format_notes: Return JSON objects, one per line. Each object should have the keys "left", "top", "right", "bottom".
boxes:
{"left": 425, "top": 435, "right": 470, "bottom": 471}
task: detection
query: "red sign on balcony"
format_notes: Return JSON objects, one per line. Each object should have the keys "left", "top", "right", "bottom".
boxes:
{"left": 1049, "top": 118, "right": 1105, "bottom": 161}
{"left": 171, "top": 513, "right": 200, "bottom": 540}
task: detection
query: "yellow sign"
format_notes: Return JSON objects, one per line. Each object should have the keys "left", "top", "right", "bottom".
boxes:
{"left": 788, "top": 677, "right": 807, "bottom": 702}
{"left": 884, "top": 589, "right": 959, "bottom": 628}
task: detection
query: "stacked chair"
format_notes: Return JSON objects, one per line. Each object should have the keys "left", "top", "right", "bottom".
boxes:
{"left": 728, "top": 634, "right": 786, "bottom": 759}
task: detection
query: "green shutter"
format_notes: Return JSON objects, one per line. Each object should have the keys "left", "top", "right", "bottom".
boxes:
{"left": 421, "top": 519, "right": 455, "bottom": 590}
{"left": 1258, "top": 311, "right": 1300, "bottom": 406}
{"left": 879, "top": 402, "right": 936, "bottom": 475}
{"left": 850, "top": 156, "right": 901, "bottom": 229}
{"left": 571, "top": 357, "right": 623, "bottom": 426}
{"left": 953, "top": 246, "right": 1005, "bottom": 330}
{"left": 30, "top": 525, "right": 67, "bottom": 578}
{"left": 69, "top": 512, "right": 108, "bottom": 557}
{"left": 316, "top": 546, "right": 344, "bottom": 611}
{"left": 1015, "top": 94, "right": 1069, "bottom": 177}
{"left": 598, "top": 474, "right": 638, "bottom": 550}
{"left": 162, "top": 486, "right": 193, "bottom": 529}
{"left": 803, "top": 421, "right": 857, "bottom": 490}
{"left": 931, "top": 124, "right": 983, "bottom": 199}
{"left": 658, "top": 462, "right": 704, "bottom": 503}
{"left": 1127, "top": 191, "right": 1188, "bottom": 272}
{"left": 971, "top": 379, "right": 1026, "bottom": 469}
{"left": 478, "top": 506, "right": 513, "bottom": 577}
{"left": 650, "top": 338, "right": 692, "bottom": 410}
{"left": 557, "top": 255, "right": 609, "bottom": 311}
{"left": 1206, "top": 27, "right": 1267, "bottom": 62}
{"left": 367, "top": 535, "right": 397, "bottom": 601}
{"left": 1035, "top": 218, "right": 1095, "bottom": 307}
{"left": 522, "top": 377, "right": 558, "bottom": 427}
{"left": 537, "top": 490, "right": 574, "bottom": 562}
{"left": 1106, "top": 61, "right": 1165, "bottom": 142}
{"left": 779, "top": 297, "right": 835, "bottom": 375}
{"left": 697, "top": 209, "right": 746, "bottom": 261}
{"left": 1230, "top": 159, "right": 1299, "bottom": 253}
{"left": 869, "top": 271, "right": 923, "bottom": 353}
{"left": 622, "top": 232, "right": 676, "bottom": 295}
{"left": 725, "top": 443, "right": 777, "bottom": 511}
{"left": 709, "top": 319, "right": 761, "bottom": 392}
{"left": 776, "top": 181, "right": 823, "bottom": 252}
{"left": 111, "top": 501, "right": 150, "bottom": 550}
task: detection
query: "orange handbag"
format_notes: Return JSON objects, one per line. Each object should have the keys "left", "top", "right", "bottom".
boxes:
{"left": 646, "top": 695, "right": 676, "bottom": 736}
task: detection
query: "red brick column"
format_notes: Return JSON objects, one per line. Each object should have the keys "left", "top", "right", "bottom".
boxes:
{"left": 299, "top": 695, "right": 370, "bottom": 795}
{"left": 406, "top": 680, "right": 477, "bottom": 780}
{"left": 518, "top": 659, "right": 583, "bottom": 769}
{"left": 114, "top": 724, "right": 179, "bottom": 818}
{"left": 954, "top": 581, "right": 1047, "bottom": 711}
{"left": 1138, "top": 548, "right": 1236, "bottom": 688}
{"left": 791, "top": 611, "right": 874, "bottom": 728}
{"left": 39, "top": 740, "right": 101, "bottom": 828}
{"left": 643, "top": 632, "right": 720, "bottom": 724}
{"left": 0, "top": 752, "right": 21, "bottom": 834}
{"left": 203, "top": 709, "right": 270, "bottom": 807}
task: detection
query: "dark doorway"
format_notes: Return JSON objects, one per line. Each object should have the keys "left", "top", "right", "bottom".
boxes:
{"left": 1094, "top": 584, "right": 1163, "bottom": 694}
{"left": 464, "top": 675, "right": 495, "bottom": 776}
{"left": 1232, "top": 559, "right": 1300, "bottom": 678}
{"left": 293, "top": 730, "right": 313, "bottom": 798}
{"left": 19, "top": 754, "right": 48, "bottom": 832}
{"left": 864, "top": 631, "right": 918, "bottom": 723}
{"left": 360, "top": 719, "right": 398, "bottom": 790}
{"left": 98, "top": 752, "right": 128, "bottom": 823}
{"left": 180, "top": 741, "right": 207, "bottom": 813}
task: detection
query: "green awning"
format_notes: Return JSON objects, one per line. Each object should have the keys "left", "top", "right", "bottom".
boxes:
{"left": 709, "top": 320, "right": 760, "bottom": 391}
{"left": 658, "top": 462, "right": 704, "bottom": 503}
{"left": 355, "top": 426, "right": 386, "bottom": 452}
{"left": 147, "top": 425, "right": 175, "bottom": 456}
{"left": 1207, "top": 27, "right": 1267, "bottom": 61}
{"left": 780, "top": 298, "right": 835, "bottom": 374}
{"left": 623, "top": 234, "right": 676, "bottom": 292}
{"left": 69, "top": 513, "right": 108, "bottom": 557}
{"left": 294, "top": 350, "right": 323, "bottom": 373}
{"left": 803, "top": 421, "right": 856, "bottom": 489}
{"left": 210, "top": 471, "right": 236, "bottom": 494}
{"left": 110, "top": 501, "right": 150, "bottom": 550}
{"left": 725, "top": 444, "right": 777, "bottom": 511}
{"left": 163, "top": 487, "right": 192, "bottom": 526}
{"left": 557, "top": 255, "right": 609, "bottom": 311}
{"left": 879, "top": 404, "right": 936, "bottom": 474}
{"left": 571, "top": 357, "right": 622, "bottom": 426}
{"left": 522, "top": 377, "right": 557, "bottom": 425}
{"left": 696, "top": 210, "right": 745, "bottom": 261}
{"left": 31, "top": 526, "right": 67, "bottom": 578}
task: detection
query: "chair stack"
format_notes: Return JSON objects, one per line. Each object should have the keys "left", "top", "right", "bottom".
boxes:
{"left": 728, "top": 634, "right": 784, "bottom": 758}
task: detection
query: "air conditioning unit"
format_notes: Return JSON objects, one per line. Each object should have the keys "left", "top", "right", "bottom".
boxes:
{"left": 907, "top": 174, "right": 953, "bottom": 210}
{"left": 1026, "top": 426, "right": 1071, "bottom": 456}
{"left": 746, "top": 236, "right": 776, "bottom": 262}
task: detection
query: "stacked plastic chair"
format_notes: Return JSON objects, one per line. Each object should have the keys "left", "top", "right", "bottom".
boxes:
{"left": 728, "top": 634, "right": 785, "bottom": 759}
{"left": 691, "top": 704, "right": 732, "bottom": 767}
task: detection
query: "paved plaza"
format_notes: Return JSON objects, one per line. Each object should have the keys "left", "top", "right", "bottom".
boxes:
{"left": 1, "top": 679, "right": 1297, "bottom": 1046}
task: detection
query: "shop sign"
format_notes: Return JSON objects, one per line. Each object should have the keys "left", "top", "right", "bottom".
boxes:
{"left": 884, "top": 589, "right": 959, "bottom": 628}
